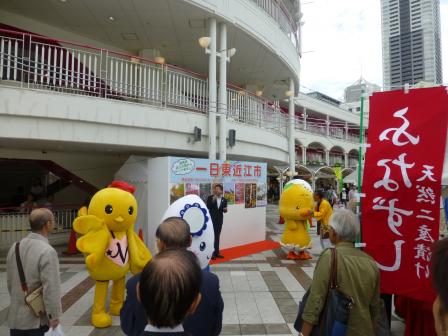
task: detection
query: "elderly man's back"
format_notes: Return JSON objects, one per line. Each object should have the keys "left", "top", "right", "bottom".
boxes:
{"left": 302, "top": 243, "right": 381, "bottom": 335}
{"left": 7, "top": 210, "right": 62, "bottom": 335}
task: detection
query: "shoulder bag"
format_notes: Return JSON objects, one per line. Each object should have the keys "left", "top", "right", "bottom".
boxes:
{"left": 15, "top": 242, "right": 46, "bottom": 317}
{"left": 294, "top": 248, "right": 355, "bottom": 336}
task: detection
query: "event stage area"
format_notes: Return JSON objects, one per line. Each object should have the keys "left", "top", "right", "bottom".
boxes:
{"left": 0, "top": 205, "right": 404, "bottom": 336}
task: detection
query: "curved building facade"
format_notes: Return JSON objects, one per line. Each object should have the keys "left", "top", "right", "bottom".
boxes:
{"left": 0, "top": 0, "right": 362, "bottom": 208}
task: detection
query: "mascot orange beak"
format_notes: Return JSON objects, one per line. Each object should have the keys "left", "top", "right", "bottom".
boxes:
{"left": 114, "top": 216, "right": 124, "bottom": 223}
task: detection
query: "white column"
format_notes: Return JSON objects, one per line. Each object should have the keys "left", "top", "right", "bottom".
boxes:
{"left": 303, "top": 107, "right": 307, "bottom": 131}
{"left": 218, "top": 22, "right": 227, "bottom": 160}
{"left": 302, "top": 146, "right": 307, "bottom": 165}
{"left": 325, "top": 150, "right": 330, "bottom": 166}
{"left": 326, "top": 115, "right": 330, "bottom": 136}
{"left": 344, "top": 152, "right": 349, "bottom": 168}
{"left": 208, "top": 18, "right": 217, "bottom": 160}
{"left": 288, "top": 78, "right": 295, "bottom": 174}
{"left": 345, "top": 121, "right": 349, "bottom": 140}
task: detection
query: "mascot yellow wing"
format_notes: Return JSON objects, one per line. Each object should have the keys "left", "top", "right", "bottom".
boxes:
{"left": 127, "top": 229, "right": 152, "bottom": 274}
{"left": 73, "top": 215, "right": 109, "bottom": 270}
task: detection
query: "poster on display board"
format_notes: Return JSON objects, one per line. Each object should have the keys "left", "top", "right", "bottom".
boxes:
{"left": 169, "top": 157, "right": 267, "bottom": 207}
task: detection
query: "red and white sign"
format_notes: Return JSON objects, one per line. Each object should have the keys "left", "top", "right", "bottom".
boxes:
{"left": 361, "top": 87, "right": 448, "bottom": 302}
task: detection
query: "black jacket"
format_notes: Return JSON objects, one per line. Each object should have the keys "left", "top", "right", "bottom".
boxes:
{"left": 121, "top": 270, "right": 224, "bottom": 336}
{"left": 206, "top": 196, "right": 228, "bottom": 226}
{"left": 140, "top": 332, "right": 190, "bottom": 336}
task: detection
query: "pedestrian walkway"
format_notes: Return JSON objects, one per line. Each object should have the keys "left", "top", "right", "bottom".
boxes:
{"left": 0, "top": 205, "right": 404, "bottom": 335}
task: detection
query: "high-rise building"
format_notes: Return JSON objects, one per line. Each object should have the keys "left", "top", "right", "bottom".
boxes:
{"left": 344, "top": 78, "right": 381, "bottom": 104}
{"left": 381, "top": 0, "right": 443, "bottom": 89}
{"left": 343, "top": 78, "right": 381, "bottom": 115}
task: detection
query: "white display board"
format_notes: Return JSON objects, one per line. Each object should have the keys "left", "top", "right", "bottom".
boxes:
{"left": 116, "top": 156, "right": 267, "bottom": 254}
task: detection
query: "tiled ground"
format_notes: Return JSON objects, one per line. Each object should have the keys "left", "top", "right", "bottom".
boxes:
{"left": 0, "top": 205, "right": 405, "bottom": 336}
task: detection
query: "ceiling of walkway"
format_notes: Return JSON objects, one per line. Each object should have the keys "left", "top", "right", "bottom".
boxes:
{"left": 1, "top": 0, "right": 295, "bottom": 99}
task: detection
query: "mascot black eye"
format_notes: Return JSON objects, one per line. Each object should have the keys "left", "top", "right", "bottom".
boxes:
{"left": 105, "top": 205, "right": 113, "bottom": 214}
{"left": 128, "top": 206, "right": 134, "bottom": 215}
{"left": 199, "top": 242, "right": 206, "bottom": 251}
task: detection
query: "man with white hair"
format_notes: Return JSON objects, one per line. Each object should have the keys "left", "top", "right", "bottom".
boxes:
{"left": 298, "top": 209, "right": 382, "bottom": 336}
{"left": 6, "top": 208, "right": 62, "bottom": 336}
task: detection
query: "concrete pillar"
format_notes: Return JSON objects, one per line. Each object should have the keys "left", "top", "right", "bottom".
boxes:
{"left": 218, "top": 22, "right": 227, "bottom": 160}
{"left": 288, "top": 78, "right": 295, "bottom": 174}
{"left": 326, "top": 115, "right": 330, "bottom": 136}
{"left": 303, "top": 107, "right": 307, "bottom": 131}
{"left": 208, "top": 18, "right": 217, "bottom": 160}
{"left": 345, "top": 121, "right": 349, "bottom": 140}
{"left": 325, "top": 150, "right": 330, "bottom": 166}
{"left": 344, "top": 152, "right": 349, "bottom": 168}
{"left": 302, "top": 146, "right": 307, "bottom": 165}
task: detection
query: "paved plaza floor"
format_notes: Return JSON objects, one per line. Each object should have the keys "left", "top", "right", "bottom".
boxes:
{"left": 0, "top": 205, "right": 405, "bottom": 335}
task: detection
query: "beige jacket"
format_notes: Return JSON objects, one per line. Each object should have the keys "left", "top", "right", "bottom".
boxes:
{"left": 6, "top": 233, "right": 62, "bottom": 329}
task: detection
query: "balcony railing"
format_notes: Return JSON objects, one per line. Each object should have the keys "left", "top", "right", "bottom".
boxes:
{"left": 294, "top": 116, "right": 360, "bottom": 143}
{"left": 250, "top": 0, "right": 299, "bottom": 51}
{"left": 0, "top": 29, "right": 360, "bottom": 143}
{"left": 0, "top": 207, "right": 77, "bottom": 248}
{"left": 0, "top": 29, "right": 288, "bottom": 136}
{"left": 329, "top": 156, "right": 344, "bottom": 166}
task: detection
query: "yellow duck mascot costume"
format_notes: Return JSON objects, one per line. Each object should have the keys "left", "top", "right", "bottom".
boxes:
{"left": 279, "top": 179, "right": 314, "bottom": 260}
{"left": 74, "top": 181, "right": 152, "bottom": 328}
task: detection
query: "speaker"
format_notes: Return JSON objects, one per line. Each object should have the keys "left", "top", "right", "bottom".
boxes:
{"left": 194, "top": 127, "right": 202, "bottom": 142}
{"left": 228, "top": 129, "right": 236, "bottom": 147}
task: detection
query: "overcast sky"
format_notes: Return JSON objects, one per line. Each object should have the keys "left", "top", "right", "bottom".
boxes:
{"left": 300, "top": 0, "right": 448, "bottom": 100}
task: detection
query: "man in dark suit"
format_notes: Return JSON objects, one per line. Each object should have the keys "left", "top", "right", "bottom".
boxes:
{"left": 120, "top": 217, "right": 224, "bottom": 336}
{"left": 206, "top": 184, "right": 228, "bottom": 259}
{"left": 139, "top": 249, "right": 202, "bottom": 336}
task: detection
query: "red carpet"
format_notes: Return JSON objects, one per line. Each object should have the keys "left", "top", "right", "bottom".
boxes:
{"left": 209, "top": 240, "right": 280, "bottom": 265}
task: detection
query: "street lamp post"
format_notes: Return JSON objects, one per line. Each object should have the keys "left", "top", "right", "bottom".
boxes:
{"left": 199, "top": 21, "right": 236, "bottom": 161}
{"left": 218, "top": 23, "right": 227, "bottom": 160}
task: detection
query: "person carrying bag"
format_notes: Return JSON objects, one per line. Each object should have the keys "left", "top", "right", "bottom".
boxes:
{"left": 6, "top": 209, "right": 62, "bottom": 336}
{"left": 295, "top": 210, "right": 383, "bottom": 336}
{"left": 294, "top": 248, "right": 354, "bottom": 335}
{"left": 15, "top": 242, "right": 47, "bottom": 317}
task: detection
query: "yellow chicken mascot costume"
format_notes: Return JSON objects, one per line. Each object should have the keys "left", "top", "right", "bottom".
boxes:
{"left": 74, "top": 181, "right": 152, "bottom": 328}
{"left": 279, "top": 179, "right": 314, "bottom": 260}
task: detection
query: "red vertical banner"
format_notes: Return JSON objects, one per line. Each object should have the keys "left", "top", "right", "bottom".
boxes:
{"left": 361, "top": 87, "right": 448, "bottom": 302}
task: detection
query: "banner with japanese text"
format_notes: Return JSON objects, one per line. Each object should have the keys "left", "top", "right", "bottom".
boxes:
{"left": 361, "top": 87, "right": 448, "bottom": 302}
{"left": 169, "top": 157, "right": 267, "bottom": 208}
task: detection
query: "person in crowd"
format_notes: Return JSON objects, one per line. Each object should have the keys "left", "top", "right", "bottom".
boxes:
{"left": 11, "top": 186, "right": 26, "bottom": 207}
{"left": 325, "top": 186, "right": 337, "bottom": 207}
{"left": 268, "top": 182, "right": 275, "bottom": 203}
{"left": 20, "top": 193, "right": 37, "bottom": 212}
{"left": 206, "top": 184, "right": 228, "bottom": 259}
{"left": 439, "top": 196, "right": 447, "bottom": 238}
{"left": 298, "top": 210, "right": 381, "bottom": 335}
{"left": 30, "top": 178, "right": 45, "bottom": 200}
{"left": 313, "top": 189, "right": 333, "bottom": 238}
{"left": 138, "top": 249, "right": 202, "bottom": 336}
{"left": 340, "top": 187, "right": 348, "bottom": 208}
{"left": 120, "top": 217, "right": 224, "bottom": 336}
{"left": 39, "top": 194, "right": 54, "bottom": 209}
{"left": 432, "top": 238, "right": 448, "bottom": 335}
{"left": 348, "top": 185, "right": 357, "bottom": 202}
{"left": 347, "top": 185, "right": 358, "bottom": 213}
{"left": 6, "top": 208, "right": 62, "bottom": 336}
